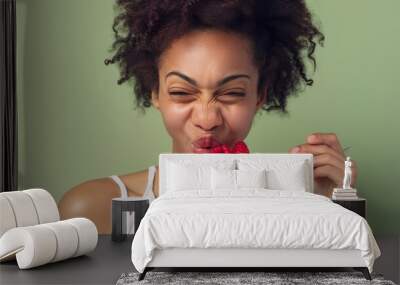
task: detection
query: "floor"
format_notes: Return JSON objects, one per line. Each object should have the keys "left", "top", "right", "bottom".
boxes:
{"left": 374, "top": 235, "right": 400, "bottom": 284}
{"left": 0, "top": 235, "right": 398, "bottom": 284}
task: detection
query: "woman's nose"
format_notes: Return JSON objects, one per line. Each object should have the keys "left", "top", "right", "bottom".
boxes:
{"left": 192, "top": 100, "right": 223, "bottom": 132}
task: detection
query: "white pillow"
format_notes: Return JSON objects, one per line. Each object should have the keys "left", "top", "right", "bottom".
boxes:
{"left": 266, "top": 166, "right": 307, "bottom": 191}
{"left": 167, "top": 160, "right": 236, "bottom": 192}
{"left": 211, "top": 168, "right": 268, "bottom": 190}
{"left": 236, "top": 169, "right": 267, "bottom": 188}
{"left": 211, "top": 168, "right": 236, "bottom": 190}
{"left": 238, "top": 159, "right": 308, "bottom": 191}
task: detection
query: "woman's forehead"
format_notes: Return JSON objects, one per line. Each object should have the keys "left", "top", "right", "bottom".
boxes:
{"left": 158, "top": 29, "right": 259, "bottom": 85}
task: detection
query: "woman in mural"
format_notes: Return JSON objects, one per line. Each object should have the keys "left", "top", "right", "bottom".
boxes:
{"left": 59, "top": 0, "right": 357, "bottom": 234}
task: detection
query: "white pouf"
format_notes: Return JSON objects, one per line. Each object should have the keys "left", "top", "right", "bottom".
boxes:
{"left": 0, "top": 196, "right": 17, "bottom": 237}
{"left": 0, "top": 191, "right": 39, "bottom": 227}
{"left": 23, "top": 188, "right": 60, "bottom": 223}
{"left": 0, "top": 218, "right": 98, "bottom": 269}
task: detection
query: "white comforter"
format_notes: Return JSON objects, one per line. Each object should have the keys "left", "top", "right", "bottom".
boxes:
{"left": 131, "top": 189, "right": 381, "bottom": 273}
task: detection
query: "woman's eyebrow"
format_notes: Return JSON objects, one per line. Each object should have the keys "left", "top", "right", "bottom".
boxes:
{"left": 165, "top": 71, "right": 250, "bottom": 87}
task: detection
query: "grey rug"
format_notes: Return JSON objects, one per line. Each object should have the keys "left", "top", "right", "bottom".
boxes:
{"left": 116, "top": 271, "right": 396, "bottom": 285}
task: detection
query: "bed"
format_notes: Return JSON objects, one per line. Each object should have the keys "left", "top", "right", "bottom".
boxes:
{"left": 131, "top": 153, "right": 381, "bottom": 281}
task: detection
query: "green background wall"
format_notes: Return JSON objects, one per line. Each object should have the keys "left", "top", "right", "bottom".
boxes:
{"left": 16, "top": 0, "right": 400, "bottom": 234}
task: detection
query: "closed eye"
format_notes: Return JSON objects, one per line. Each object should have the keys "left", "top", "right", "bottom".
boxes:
{"left": 169, "top": 92, "right": 245, "bottom": 97}
{"left": 169, "top": 91, "right": 191, "bottom": 96}
{"left": 225, "top": 92, "right": 245, "bottom": 97}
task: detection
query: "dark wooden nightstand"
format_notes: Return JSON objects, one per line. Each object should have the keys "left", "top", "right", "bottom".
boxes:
{"left": 111, "top": 197, "right": 150, "bottom": 242}
{"left": 332, "top": 197, "right": 366, "bottom": 218}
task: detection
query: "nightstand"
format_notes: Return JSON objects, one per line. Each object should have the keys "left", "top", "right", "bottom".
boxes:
{"left": 111, "top": 197, "right": 150, "bottom": 242}
{"left": 332, "top": 197, "right": 366, "bottom": 218}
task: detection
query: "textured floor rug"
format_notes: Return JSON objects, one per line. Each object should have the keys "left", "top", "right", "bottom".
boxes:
{"left": 116, "top": 271, "right": 396, "bottom": 285}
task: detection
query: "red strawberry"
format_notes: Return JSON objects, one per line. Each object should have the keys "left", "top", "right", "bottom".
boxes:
{"left": 211, "top": 141, "right": 250, "bottom": 153}
{"left": 233, "top": 141, "right": 250, "bottom": 153}
{"left": 222, "top": 144, "right": 231, "bottom": 153}
{"left": 211, "top": 145, "right": 224, "bottom": 153}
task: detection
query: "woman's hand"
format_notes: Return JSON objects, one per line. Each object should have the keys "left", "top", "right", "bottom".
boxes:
{"left": 288, "top": 132, "right": 357, "bottom": 197}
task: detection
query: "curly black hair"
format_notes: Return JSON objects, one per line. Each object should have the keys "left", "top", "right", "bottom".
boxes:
{"left": 105, "top": 0, "right": 324, "bottom": 114}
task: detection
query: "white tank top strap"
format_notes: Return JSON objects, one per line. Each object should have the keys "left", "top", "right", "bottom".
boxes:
{"left": 109, "top": 175, "right": 128, "bottom": 199}
{"left": 109, "top": 175, "right": 134, "bottom": 234}
{"left": 143, "top": 165, "right": 156, "bottom": 200}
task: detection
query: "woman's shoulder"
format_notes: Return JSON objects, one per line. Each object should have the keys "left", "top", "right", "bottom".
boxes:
{"left": 60, "top": 169, "right": 149, "bottom": 205}
{"left": 58, "top": 168, "right": 152, "bottom": 233}
{"left": 61, "top": 176, "right": 120, "bottom": 201}
{"left": 59, "top": 169, "right": 149, "bottom": 208}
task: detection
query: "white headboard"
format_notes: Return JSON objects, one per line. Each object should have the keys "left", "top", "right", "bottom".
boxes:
{"left": 159, "top": 153, "right": 314, "bottom": 195}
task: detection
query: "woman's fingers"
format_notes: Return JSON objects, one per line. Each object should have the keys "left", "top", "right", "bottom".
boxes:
{"left": 289, "top": 132, "right": 358, "bottom": 189}
{"left": 289, "top": 143, "right": 345, "bottom": 162}
{"left": 314, "top": 165, "right": 343, "bottom": 187}
{"left": 306, "top": 132, "right": 345, "bottom": 156}
{"left": 313, "top": 153, "right": 344, "bottom": 171}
